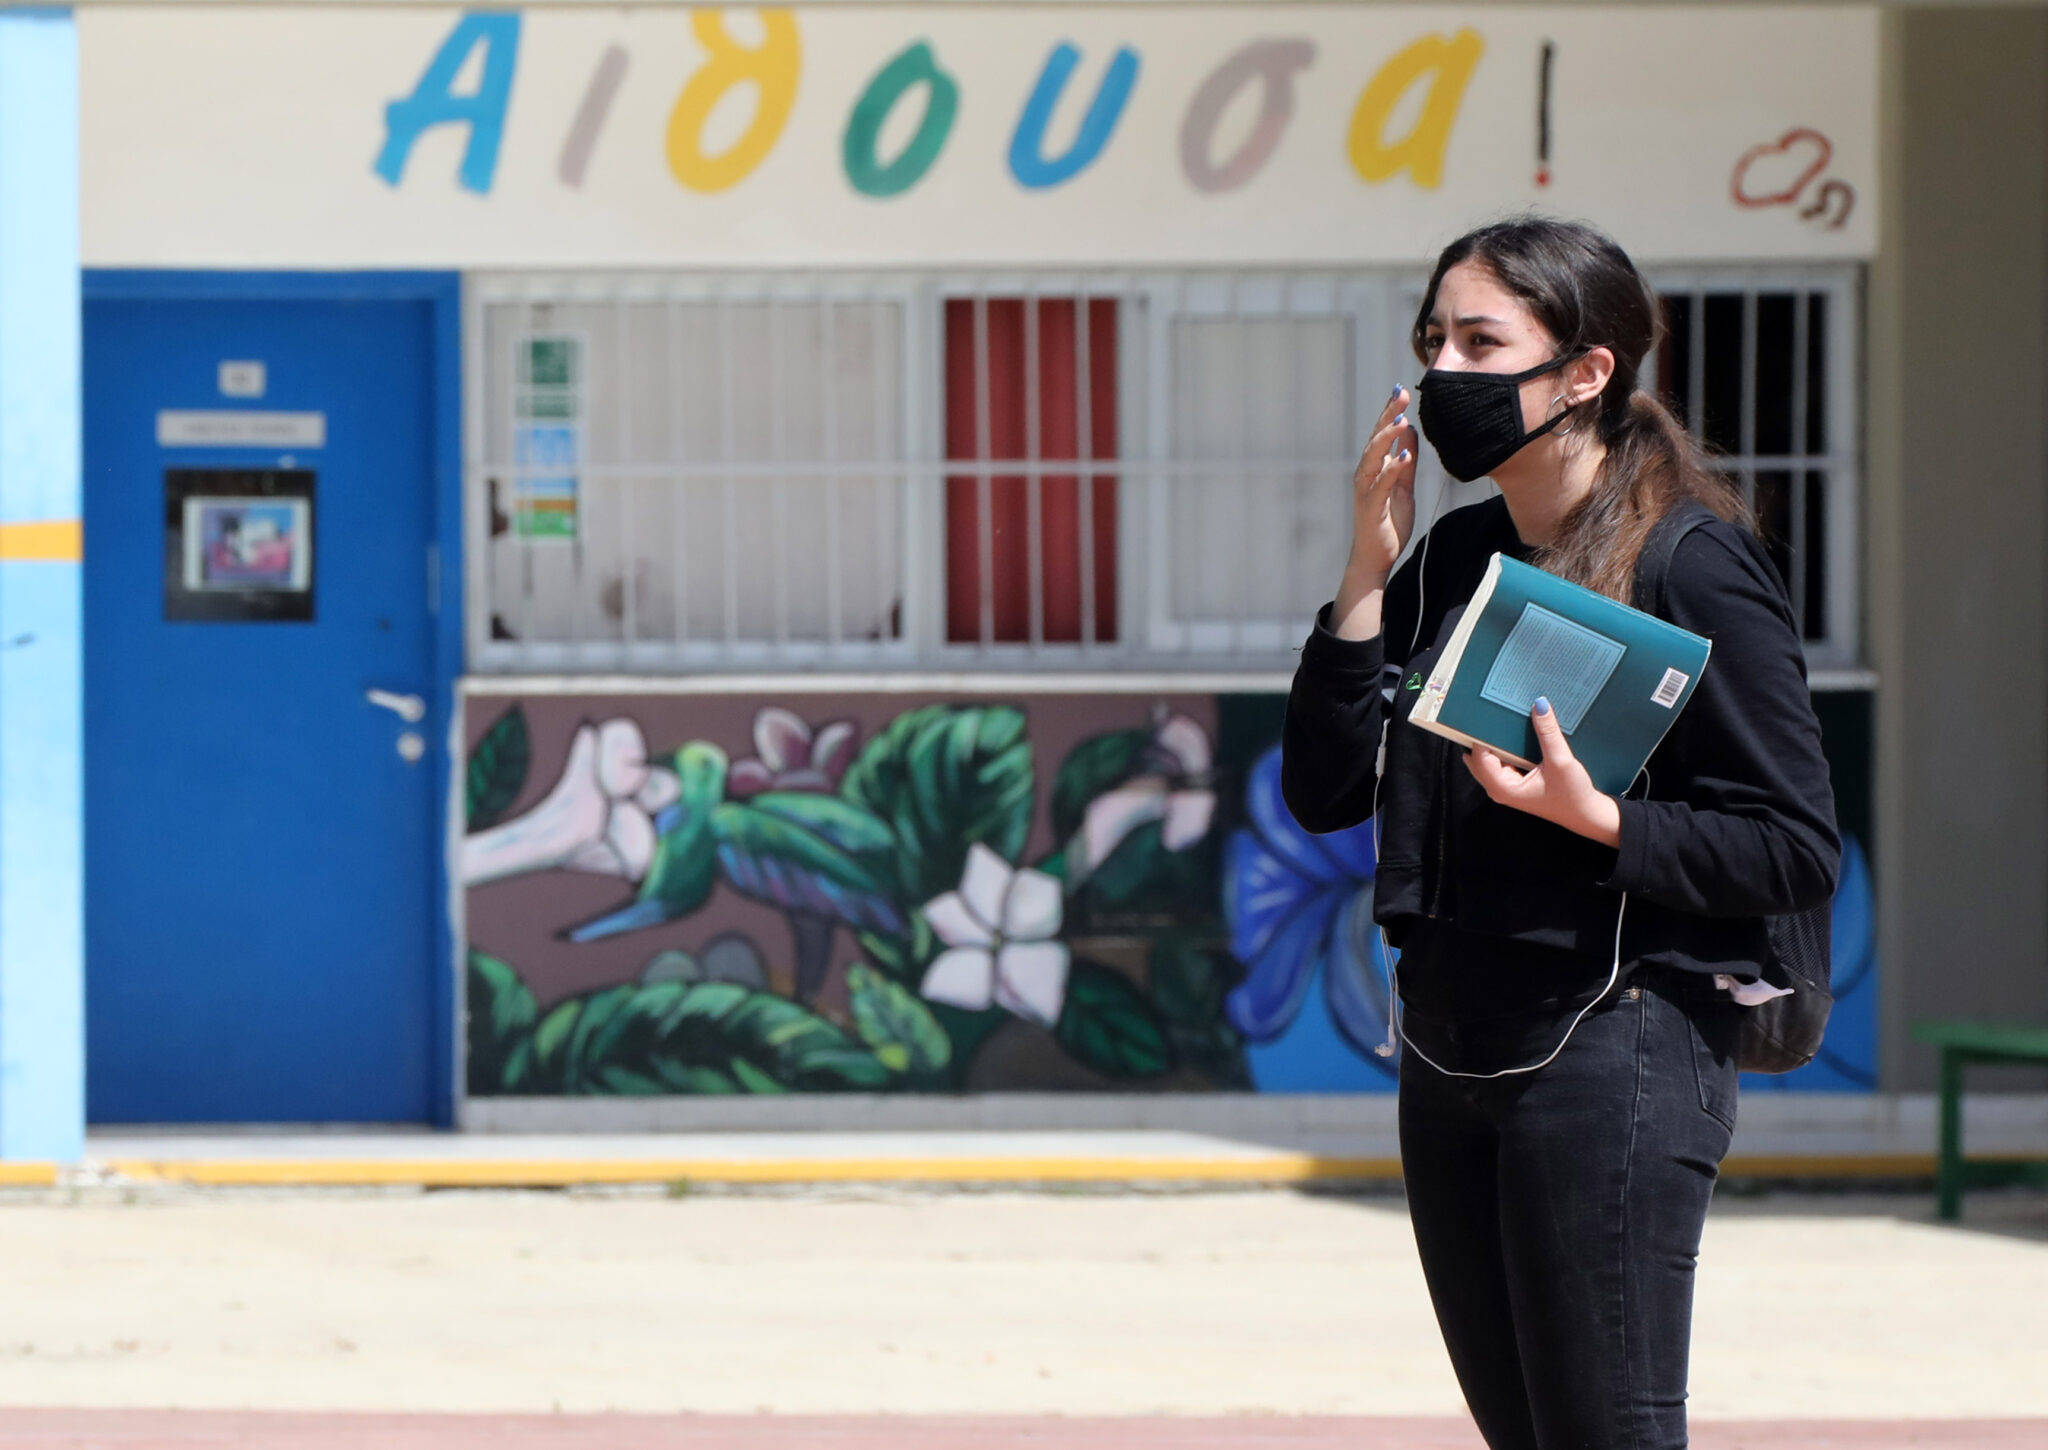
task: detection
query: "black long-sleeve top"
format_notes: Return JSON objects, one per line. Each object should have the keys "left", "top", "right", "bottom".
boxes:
{"left": 1282, "top": 496, "right": 1839, "bottom": 1007}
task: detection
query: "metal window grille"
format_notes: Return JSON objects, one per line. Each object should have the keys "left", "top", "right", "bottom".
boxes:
{"left": 467, "top": 267, "right": 1861, "bottom": 677}
{"left": 1645, "top": 267, "right": 1861, "bottom": 672}
{"left": 469, "top": 276, "right": 915, "bottom": 673}
{"left": 1140, "top": 275, "right": 1395, "bottom": 656}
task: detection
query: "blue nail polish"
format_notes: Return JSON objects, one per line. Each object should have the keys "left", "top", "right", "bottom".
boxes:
{"left": 1399, "top": 448, "right": 1412, "bottom": 462}
{"left": 1394, "top": 413, "right": 1407, "bottom": 429}
{"left": 1534, "top": 697, "right": 1552, "bottom": 716}
{"left": 1391, "top": 385, "right": 1403, "bottom": 399}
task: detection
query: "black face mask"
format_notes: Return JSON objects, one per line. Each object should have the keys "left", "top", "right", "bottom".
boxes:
{"left": 1416, "top": 353, "right": 1580, "bottom": 483}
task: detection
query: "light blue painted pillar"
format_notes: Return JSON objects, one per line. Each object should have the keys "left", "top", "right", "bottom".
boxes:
{"left": 0, "top": 9, "right": 83, "bottom": 1162}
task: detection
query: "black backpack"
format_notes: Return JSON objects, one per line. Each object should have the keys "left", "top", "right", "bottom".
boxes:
{"left": 1635, "top": 504, "right": 1834, "bottom": 1074}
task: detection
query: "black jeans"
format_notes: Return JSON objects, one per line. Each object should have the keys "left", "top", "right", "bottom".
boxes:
{"left": 1397, "top": 967, "right": 1741, "bottom": 1450}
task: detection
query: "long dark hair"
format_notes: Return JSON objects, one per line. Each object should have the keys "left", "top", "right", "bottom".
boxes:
{"left": 1411, "top": 216, "right": 1749, "bottom": 601}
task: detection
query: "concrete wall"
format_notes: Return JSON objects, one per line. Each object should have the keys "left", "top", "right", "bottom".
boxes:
{"left": 1873, "top": 7, "right": 2048, "bottom": 1090}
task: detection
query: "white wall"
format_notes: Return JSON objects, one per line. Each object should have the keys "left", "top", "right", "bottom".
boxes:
{"left": 81, "top": 4, "right": 1876, "bottom": 268}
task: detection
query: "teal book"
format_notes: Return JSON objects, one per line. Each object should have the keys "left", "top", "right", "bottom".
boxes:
{"left": 1409, "top": 553, "right": 1712, "bottom": 798}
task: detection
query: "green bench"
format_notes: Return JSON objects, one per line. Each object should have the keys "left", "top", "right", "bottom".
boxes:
{"left": 1911, "top": 1019, "right": 2048, "bottom": 1220}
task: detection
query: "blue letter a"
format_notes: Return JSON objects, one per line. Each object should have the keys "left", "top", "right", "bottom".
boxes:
{"left": 374, "top": 12, "right": 522, "bottom": 194}
{"left": 1008, "top": 42, "right": 1140, "bottom": 190}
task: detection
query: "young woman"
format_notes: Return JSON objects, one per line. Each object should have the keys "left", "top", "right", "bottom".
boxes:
{"left": 1283, "top": 218, "right": 1839, "bottom": 1447}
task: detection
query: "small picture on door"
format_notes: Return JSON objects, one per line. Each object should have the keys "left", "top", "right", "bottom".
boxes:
{"left": 163, "top": 467, "right": 317, "bottom": 622}
{"left": 184, "top": 498, "right": 311, "bottom": 592}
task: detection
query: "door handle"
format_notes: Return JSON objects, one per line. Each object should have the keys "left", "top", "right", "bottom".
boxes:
{"left": 366, "top": 688, "right": 427, "bottom": 723}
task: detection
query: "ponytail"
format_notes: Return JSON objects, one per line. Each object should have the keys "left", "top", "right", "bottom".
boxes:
{"left": 1535, "top": 389, "right": 1750, "bottom": 603}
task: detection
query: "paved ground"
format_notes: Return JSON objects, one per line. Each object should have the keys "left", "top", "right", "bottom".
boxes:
{"left": 0, "top": 1181, "right": 2039, "bottom": 1440}
{"left": 0, "top": 1411, "right": 2043, "bottom": 1449}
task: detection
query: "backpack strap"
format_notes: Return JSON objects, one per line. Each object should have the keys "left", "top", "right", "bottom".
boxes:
{"left": 1631, "top": 501, "right": 1718, "bottom": 618}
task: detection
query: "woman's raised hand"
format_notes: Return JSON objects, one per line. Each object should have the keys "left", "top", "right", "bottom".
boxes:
{"left": 1329, "top": 386, "right": 1419, "bottom": 640}
{"left": 1351, "top": 386, "right": 1420, "bottom": 583}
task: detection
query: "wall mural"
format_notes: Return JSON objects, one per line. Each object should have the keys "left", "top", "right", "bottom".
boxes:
{"left": 462, "top": 692, "right": 1877, "bottom": 1097}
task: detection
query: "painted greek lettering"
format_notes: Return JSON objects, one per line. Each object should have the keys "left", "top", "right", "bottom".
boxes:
{"left": 666, "top": 8, "right": 802, "bottom": 194}
{"left": 1346, "top": 29, "right": 1484, "bottom": 190}
{"left": 373, "top": 11, "right": 522, "bottom": 194}
{"left": 558, "top": 45, "right": 630, "bottom": 190}
{"left": 843, "top": 41, "right": 958, "bottom": 199}
{"left": 1008, "top": 42, "right": 1140, "bottom": 191}
{"left": 1178, "top": 39, "right": 1316, "bottom": 194}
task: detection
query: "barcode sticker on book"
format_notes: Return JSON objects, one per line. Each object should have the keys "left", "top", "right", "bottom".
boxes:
{"left": 1651, "top": 668, "right": 1689, "bottom": 708}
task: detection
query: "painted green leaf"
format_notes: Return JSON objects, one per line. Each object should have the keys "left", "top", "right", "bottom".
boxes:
{"left": 684, "top": 984, "right": 894, "bottom": 1092}
{"left": 1055, "top": 960, "right": 1173, "bottom": 1079}
{"left": 1146, "top": 934, "right": 1234, "bottom": 1029}
{"left": 856, "top": 917, "right": 937, "bottom": 985}
{"left": 1146, "top": 935, "right": 1252, "bottom": 1090}
{"left": 528, "top": 999, "right": 585, "bottom": 1091}
{"left": 561, "top": 984, "right": 646, "bottom": 1085}
{"left": 1080, "top": 820, "right": 1170, "bottom": 903}
{"left": 596, "top": 1065, "right": 669, "bottom": 1096}
{"left": 1049, "top": 728, "right": 1149, "bottom": 843}
{"left": 729, "top": 1058, "right": 788, "bottom": 1094}
{"left": 468, "top": 957, "right": 894, "bottom": 1096}
{"left": 1064, "top": 821, "right": 1219, "bottom": 932}
{"left": 847, "top": 962, "right": 952, "bottom": 1077}
{"left": 840, "top": 704, "right": 1034, "bottom": 908}
{"left": 655, "top": 1059, "right": 738, "bottom": 1095}
{"left": 503, "top": 1038, "right": 538, "bottom": 1092}
{"left": 466, "top": 950, "right": 538, "bottom": 1095}
{"left": 466, "top": 705, "right": 531, "bottom": 832}
{"left": 556, "top": 979, "right": 890, "bottom": 1095}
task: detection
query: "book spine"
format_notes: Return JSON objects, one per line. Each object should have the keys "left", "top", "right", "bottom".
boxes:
{"left": 1411, "top": 553, "right": 1501, "bottom": 727}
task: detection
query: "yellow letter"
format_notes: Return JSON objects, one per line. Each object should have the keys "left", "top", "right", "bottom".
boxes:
{"left": 1346, "top": 29, "right": 1484, "bottom": 190}
{"left": 666, "top": 8, "right": 802, "bottom": 193}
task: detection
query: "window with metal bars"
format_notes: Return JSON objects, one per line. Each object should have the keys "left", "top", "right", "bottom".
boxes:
{"left": 1649, "top": 271, "right": 1859, "bottom": 668}
{"left": 468, "top": 267, "right": 1860, "bottom": 677}
{"left": 472, "top": 281, "right": 912, "bottom": 671}
{"left": 942, "top": 296, "right": 1119, "bottom": 647}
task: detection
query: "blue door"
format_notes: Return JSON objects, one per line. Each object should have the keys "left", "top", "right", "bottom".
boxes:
{"left": 85, "top": 288, "right": 446, "bottom": 1123}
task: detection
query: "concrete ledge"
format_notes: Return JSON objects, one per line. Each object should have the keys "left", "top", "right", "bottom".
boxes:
{"left": 56, "top": 1094, "right": 2048, "bottom": 1189}
{"left": 459, "top": 1090, "right": 2048, "bottom": 1148}
{"left": 457, "top": 1092, "right": 1403, "bottom": 1135}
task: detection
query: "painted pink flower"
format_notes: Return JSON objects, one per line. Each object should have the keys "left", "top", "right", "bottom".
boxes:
{"left": 1075, "top": 712, "right": 1219, "bottom": 877}
{"left": 727, "top": 707, "right": 858, "bottom": 799}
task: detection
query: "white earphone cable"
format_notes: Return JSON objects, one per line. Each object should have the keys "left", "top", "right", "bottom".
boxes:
{"left": 1365, "top": 462, "right": 1641, "bottom": 1076}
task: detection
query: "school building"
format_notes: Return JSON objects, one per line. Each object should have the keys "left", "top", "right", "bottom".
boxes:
{"left": 0, "top": 1, "right": 2039, "bottom": 1152}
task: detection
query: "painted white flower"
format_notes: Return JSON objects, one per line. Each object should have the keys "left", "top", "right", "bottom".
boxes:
{"left": 1076, "top": 711, "right": 1219, "bottom": 874}
{"left": 461, "top": 718, "right": 682, "bottom": 887}
{"left": 918, "top": 843, "right": 1071, "bottom": 1027}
